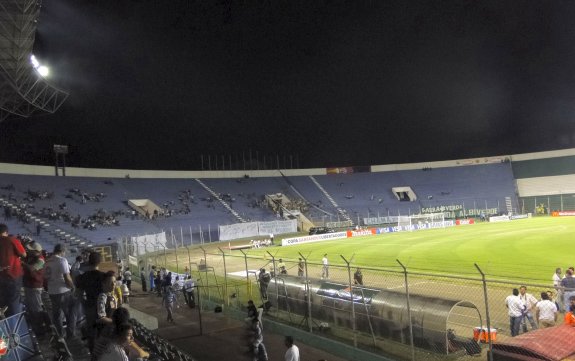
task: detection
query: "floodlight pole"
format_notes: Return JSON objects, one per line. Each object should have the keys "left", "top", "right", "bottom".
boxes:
{"left": 218, "top": 247, "right": 229, "bottom": 306}
{"left": 475, "top": 263, "right": 494, "bottom": 361}
{"left": 298, "top": 252, "right": 313, "bottom": 333}
{"left": 341, "top": 254, "right": 357, "bottom": 348}
{"left": 397, "top": 259, "right": 415, "bottom": 361}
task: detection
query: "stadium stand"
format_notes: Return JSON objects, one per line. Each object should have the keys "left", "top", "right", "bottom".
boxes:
{"left": 0, "top": 161, "right": 520, "bottom": 246}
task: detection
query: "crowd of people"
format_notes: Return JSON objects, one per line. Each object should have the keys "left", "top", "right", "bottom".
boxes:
{"left": 504, "top": 267, "right": 575, "bottom": 337}
{"left": 250, "top": 238, "right": 272, "bottom": 248}
{"left": 0, "top": 223, "right": 158, "bottom": 361}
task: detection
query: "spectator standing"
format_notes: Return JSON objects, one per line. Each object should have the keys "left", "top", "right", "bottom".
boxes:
{"left": 258, "top": 269, "right": 271, "bottom": 300}
{"left": 321, "top": 254, "right": 329, "bottom": 280}
{"left": 173, "top": 276, "right": 182, "bottom": 292}
{"left": 149, "top": 266, "right": 156, "bottom": 292}
{"left": 251, "top": 317, "right": 268, "bottom": 361}
{"left": 140, "top": 267, "right": 147, "bottom": 292}
{"left": 535, "top": 292, "right": 557, "bottom": 328}
{"left": 115, "top": 276, "right": 124, "bottom": 306}
{"left": 284, "top": 336, "right": 300, "bottom": 361}
{"left": 0, "top": 224, "right": 26, "bottom": 317}
{"left": 562, "top": 269, "right": 575, "bottom": 312}
{"left": 121, "top": 280, "right": 130, "bottom": 304}
{"left": 155, "top": 271, "right": 162, "bottom": 297}
{"left": 505, "top": 288, "right": 526, "bottom": 337}
{"left": 70, "top": 256, "right": 83, "bottom": 283}
{"left": 163, "top": 271, "right": 172, "bottom": 294}
{"left": 297, "top": 258, "right": 304, "bottom": 279}
{"left": 553, "top": 267, "right": 564, "bottom": 311}
{"left": 44, "top": 244, "right": 76, "bottom": 339}
{"left": 184, "top": 275, "right": 195, "bottom": 308}
{"left": 354, "top": 268, "right": 363, "bottom": 286}
{"left": 22, "top": 241, "right": 46, "bottom": 335}
{"left": 75, "top": 251, "right": 105, "bottom": 352}
{"left": 245, "top": 300, "right": 257, "bottom": 325}
{"left": 96, "top": 272, "right": 118, "bottom": 326}
{"left": 123, "top": 268, "right": 132, "bottom": 292}
{"left": 519, "top": 286, "right": 538, "bottom": 332}
{"left": 162, "top": 286, "right": 178, "bottom": 323}
{"left": 278, "top": 259, "right": 287, "bottom": 275}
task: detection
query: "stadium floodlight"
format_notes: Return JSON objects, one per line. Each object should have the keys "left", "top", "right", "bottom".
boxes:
{"left": 37, "top": 65, "right": 49, "bottom": 77}
{"left": 30, "top": 55, "right": 50, "bottom": 77}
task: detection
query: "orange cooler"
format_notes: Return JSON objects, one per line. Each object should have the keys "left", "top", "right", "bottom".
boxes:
{"left": 473, "top": 327, "right": 497, "bottom": 343}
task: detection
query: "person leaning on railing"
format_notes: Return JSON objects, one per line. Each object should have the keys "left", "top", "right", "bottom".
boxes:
{"left": 561, "top": 269, "right": 575, "bottom": 311}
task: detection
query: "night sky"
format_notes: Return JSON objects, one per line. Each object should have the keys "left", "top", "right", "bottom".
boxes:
{"left": 2, "top": 0, "right": 575, "bottom": 170}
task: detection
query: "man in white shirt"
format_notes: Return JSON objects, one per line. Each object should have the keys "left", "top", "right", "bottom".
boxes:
{"left": 321, "top": 254, "right": 329, "bottom": 280}
{"left": 184, "top": 275, "right": 195, "bottom": 308}
{"left": 535, "top": 292, "right": 558, "bottom": 328}
{"left": 44, "top": 244, "right": 76, "bottom": 339}
{"left": 123, "top": 267, "right": 132, "bottom": 291}
{"left": 505, "top": 288, "right": 525, "bottom": 337}
{"left": 553, "top": 267, "right": 564, "bottom": 311}
{"left": 519, "top": 286, "right": 538, "bottom": 332}
{"left": 284, "top": 336, "right": 300, "bottom": 361}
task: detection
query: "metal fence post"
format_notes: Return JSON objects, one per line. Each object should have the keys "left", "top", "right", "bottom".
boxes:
{"left": 200, "top": 246, "right": 210, "bottom": 303}
{"left": 173, "top": 236, "right": 180, "bottom": 273}
{"left": 184, "top": 246, "right": 192, "bottom": 274}
{"left": 218, "top": 247, "right": 229, "bottom": 307}
{"left": 475, "top": 263, "right": 494, "bottom": 361}
{"left": 298, "top": 252, "right": 313, "bottom": 333}
{"left": 239, "top": 249, "right": 252, "bottom": 299}
{"left": 397, "top": 259, "right": 415, "bottom": 361}
{"left": 162, "top": 244, "right": 167, "bottom": 268}
{"left": 341, "top": 254, "right": 357, "bottom": 348}
{"left": 266, "top": 251, "right": 278, "bottom": 316}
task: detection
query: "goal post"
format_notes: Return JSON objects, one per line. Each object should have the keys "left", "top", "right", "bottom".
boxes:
{"left": 398, "top": 213, "right": 446, "bottom": 230}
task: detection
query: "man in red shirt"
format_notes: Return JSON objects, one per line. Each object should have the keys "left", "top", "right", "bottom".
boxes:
{"left": 0, "top": 224, "right": 27, "bottom": 317}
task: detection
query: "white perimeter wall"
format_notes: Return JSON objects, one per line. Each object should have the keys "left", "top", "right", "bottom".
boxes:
{"left": 517, "top": 175, "right": 575, "bottom": 197}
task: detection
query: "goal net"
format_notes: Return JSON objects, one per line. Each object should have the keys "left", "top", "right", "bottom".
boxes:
{"left": 397, "top": 213, "right": 445, "bottom": 230}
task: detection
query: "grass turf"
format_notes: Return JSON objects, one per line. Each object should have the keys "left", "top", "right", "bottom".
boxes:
{"left": 240, "top": 216, "right": 574, "bottom": 282}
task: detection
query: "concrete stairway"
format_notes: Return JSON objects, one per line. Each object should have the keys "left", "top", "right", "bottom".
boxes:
{"left": 194, "top": 179, "right": 245, "bottom": 223}
{"left": 308, "top": 176, "right": 353, "bottom": 225}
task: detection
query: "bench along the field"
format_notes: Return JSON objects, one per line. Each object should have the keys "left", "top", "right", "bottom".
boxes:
{"left": 224, "top": 244, "right": 252, "bottom": 250}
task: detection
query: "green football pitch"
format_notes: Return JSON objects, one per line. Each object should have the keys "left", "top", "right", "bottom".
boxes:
{"left": 242, "top": 216, "right": 574, "bottom": 283}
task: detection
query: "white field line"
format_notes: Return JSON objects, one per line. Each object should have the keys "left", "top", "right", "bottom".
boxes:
{"left": 386, "top": 281, "right": 429, "bottom": 290}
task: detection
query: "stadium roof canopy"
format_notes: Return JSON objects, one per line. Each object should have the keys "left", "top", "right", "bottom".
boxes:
{"left": 0, "top": 0, "right": 68, "bottom": 122}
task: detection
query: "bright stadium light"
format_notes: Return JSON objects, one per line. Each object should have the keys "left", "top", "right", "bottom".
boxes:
{"left": 37, "top": 65, "right": 49, "bottom": 77}
{"left": 30, "top": 54, "right": 50, "bottom": 78}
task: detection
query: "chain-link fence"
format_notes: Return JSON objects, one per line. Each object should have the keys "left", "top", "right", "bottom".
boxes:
{"left": 127, "top": 247, "right": 574, "bottom": 361}
{"left": 520, "top": 193, "right": 575, "bottom": 214}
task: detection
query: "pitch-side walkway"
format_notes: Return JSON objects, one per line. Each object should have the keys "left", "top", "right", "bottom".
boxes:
{"left": 127, "top": 289, "right": 348, "bottom": 361}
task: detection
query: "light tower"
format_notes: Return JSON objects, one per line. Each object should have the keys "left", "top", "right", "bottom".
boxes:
{"left": 0, "top": 0, "right": 68, "bottom": 122}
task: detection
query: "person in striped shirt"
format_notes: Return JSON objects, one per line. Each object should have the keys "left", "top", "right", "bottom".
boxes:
{"left": 162, "top": 285, "right": 179, "bottom": 323}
